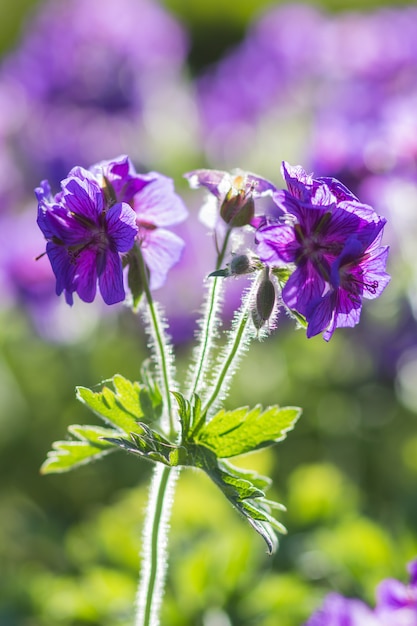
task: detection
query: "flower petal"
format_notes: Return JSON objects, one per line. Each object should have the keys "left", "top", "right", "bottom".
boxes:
{"left": 98, "top": 249, "right": 125, "bottom": 304}
{"left": 73, "top": 248, "right": 98, "bottom": 303}
{"left": 140, "top": 228, "right": 185, "bottom": 290}
{"left": 105, "top": 202, "right": 138, "bottom": 252}
{"left": 134, "top": 173, "right": 188, "bottom": 227}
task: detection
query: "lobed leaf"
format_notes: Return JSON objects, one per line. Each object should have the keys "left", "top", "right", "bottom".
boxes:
{"left": 196, "top": 404, "right": 301, "bottom": 458}
{"left": 104, "top": 422, "right": 183, "bottom": 467}
{"left": 40, "top": 424, "right": 119, "bottom": 474}
{"left": 76, "top": 374, "right": 162, "bottom": 433}
{"left": 196, "top": 448, "right": 286, "bottom": 554}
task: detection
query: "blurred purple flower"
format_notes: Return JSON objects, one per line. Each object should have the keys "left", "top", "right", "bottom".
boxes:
{"left": 0, "top": 0, "right": 188, "bottom": 189}
{"left": 36, "top": 166, "right": 138, "bottom": 305}
{"left": 93, "top": 155, "right": 188, "bottom": 290}
{"left": 375, "top": 558, "right": 417, "bottom": 625}
{"left": 305, "top": 559, "right": 417, "bottom": 626}
{"left": 196, "top": 2, "right": 417, "bottom": 208}
{"left": 196, "top": 4, "right": 324, "bottom": 163}
{"left": 256, "top": 162, "right": 390, "bottom": 339}
{"left": 304, "top": 592, "right": 378, "bottom": 626}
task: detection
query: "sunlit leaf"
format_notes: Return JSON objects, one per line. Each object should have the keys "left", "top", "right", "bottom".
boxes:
{"left": 76, "top": 374, "right": 162, "bottom": 433}
{"left": 196, "top": 404, "right": 301, "bottom": 457}
{"left": 40, "top": 424, "right": 119, "bottom": 474}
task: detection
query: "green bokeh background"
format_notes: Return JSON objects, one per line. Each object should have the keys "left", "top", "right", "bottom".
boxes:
{"left": 1, "top": 1, "right": 417, "bottom": 625}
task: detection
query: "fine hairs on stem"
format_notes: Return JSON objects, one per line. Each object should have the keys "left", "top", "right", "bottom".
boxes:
{"left": 140, "top": 301, "right": 177, "bottom": 434}
{"left": 135, "top": 248, "right": 180, "bottom": 626}
{"left": 135, "top": 465, "right": 179, "bottom": 626}
{"left": 185, "top": 275, "right": 225, "bottom": 401}
{"left": 202, "top": 274, "right": 258, "bottom": 418}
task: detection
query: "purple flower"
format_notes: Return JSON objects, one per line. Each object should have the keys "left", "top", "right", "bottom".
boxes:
{"left": 256, "top": 162, "right": 390, "bottom": 339}
{"left": 0, "top": 0, "right": 188, "bottom": 189}
{"left": 184, "top": 168, "right": 276, "bottom": 230}
{"left": 304, "top": 592, "right": 379, "bottom": 626}
{"left": 304, "top": 559, "right": 417, "bottom": 626}
{"left": 93, "top": 155, "right": 188, "bottom": 289}
{"left": 375, "top": 558, "right": 417, "bottom": 625}
{"left": 36, "top": 166, "right": 138, "bottom": 305}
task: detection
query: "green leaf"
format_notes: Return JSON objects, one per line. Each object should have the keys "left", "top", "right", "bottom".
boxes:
{"left": 172, "top": 391, "right": 205, "bottom": 441}
{"left": 76, "top": 374, "right": 162, "bottom": 434}
{"left": 40, "top": 425, "right": 119, "bottom": 474}
{"left": 189, "top": 444, "right": 286, "bottom": 553}
{"left": 196, "top": 404, "right": 301, "bottom": 458}
{"left": 171, "top": 391, "right": 191, "bottom": 439}
{"left": 104, "top": 423, "right": 181, "bottom": 467}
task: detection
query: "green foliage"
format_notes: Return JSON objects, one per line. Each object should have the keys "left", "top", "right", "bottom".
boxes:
{"left": 174, "top": 394, "right": 301, "bottom": 553}
{"left": 195, "top": 404, "right": 301, "bottom": 457}
{"left": 196, "top": 451, "right": 286, "bottom": 554}
{"left": 40, "top": 425, "right": 119, "bottom": 474}
{"left": 77, "top": 371, "right": 162, "bottom": 431}
{"left": 105, "top": 425, "right": 180, "bottom": 467}
{"left": 41, "top": 373, "right": 163, "bottom": 474}
{"left": 41, "top": 379, "right": 300, "bottom": 552}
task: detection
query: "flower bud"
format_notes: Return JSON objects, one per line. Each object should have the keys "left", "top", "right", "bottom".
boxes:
{"left": 252, "top": 268, "right": 276, "bottom": 330}
{"left": 229, "top": 254, "right": 254, "bottom": 276}
{"left": 220, "top": 187, "right": 255, "bottom": 227}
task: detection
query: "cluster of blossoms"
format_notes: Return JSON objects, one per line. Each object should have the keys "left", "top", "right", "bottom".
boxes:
{"left": 305, "top": 558, "right": 417, "bottom": 625}
{"left": 256, "top": 162, "right": 390, "bottom": 340}
{"left": 36, "top": 157, "right": 389, "bottom": 341}
{"left": 185, "top": 161, "right": 390, "bottom": 340}
{"left": 36, "top": 155, "right": 187, "bottom": 305}
{"left": 197, "top": 3, "right": 417, "bottom": 185}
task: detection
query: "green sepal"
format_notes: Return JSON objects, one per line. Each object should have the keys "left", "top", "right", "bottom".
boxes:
{"left": 208, "top": 268, "right": 229, "bottom": 278}
{"left": 76, "top": 373, "right": 162, "bottom": 434}
{"left": 125, "top": 245, "right": 146, "bottom": 310}
{"left": 40, "top": 424, "right": 119, "bottom": 474}
{"left": 195, "top": 404, "right": 301, "bottom": 458}
{"left": 271, "top": 266, "right": 292, "bottom": 284}
{"left": 288, "top": 308, "right": 307, "bottom": 328}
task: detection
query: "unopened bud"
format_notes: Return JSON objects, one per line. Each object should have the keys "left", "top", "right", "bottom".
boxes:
{"left": 101, "top": 175, "right": 118, "bottom": 207}
{"left": 252, "top": 268, "right": 276, "bottom": 330}
{"left": 220, "top": 188, "right": 255, "bottom": 227}
{"left": 229, "top": 254, "right": 254, "bottom": 276}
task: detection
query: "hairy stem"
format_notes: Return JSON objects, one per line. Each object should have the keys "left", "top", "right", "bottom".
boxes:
{"left": 136, "top": 465, "right": 179, "bottom": 626}
{"left": 134, "top": 247, "right": 180, "bottom": 626}
{"left": 187, "top": 276, "right": 223, "bottom": 399}
{"left": 187, "top": 227, "right": 232, "bottom": 399}
{"left": 137, "top": 248, "right": 176, "bottom": 436}
{"left": 202, "top": 277, "right": 257, "bottom": 416}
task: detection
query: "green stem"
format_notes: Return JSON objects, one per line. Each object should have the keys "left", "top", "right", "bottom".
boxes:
{"left": 133, "top": 247, "right": 180, "bottom": 626}
{"left": 188, "top": 228, "right": 232, "bottom": 399}
{"left": 216, "top": 227, "right": 232, "bottom": 271}
{"left": 137, "top": 248, "right": 176, "bottom": 436}
{"left": 202, "top": 278, "right": 256, "bottom": 416}
{"left": 136, "top": 465, "right": 178, "bottom": 626}
{"left": 188, "top": 276, "right": 222, "bottom": 398}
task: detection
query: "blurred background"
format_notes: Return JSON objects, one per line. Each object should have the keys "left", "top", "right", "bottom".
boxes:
{"left": 1, "top": 0, "right": 417, "bottom": 624}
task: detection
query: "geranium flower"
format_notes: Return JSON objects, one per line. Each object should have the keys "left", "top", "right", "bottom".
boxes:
{"left": 184, "top": 168, "right": 276, "bottom": 230}
{"left": 36, "top": 166, "right": 138, "bottom": 305}
{"left": 93, "top": 155, "right": 188, "bottom": 289}
{"left": 256, "top": 162, "right": 390, "bottom": 339}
